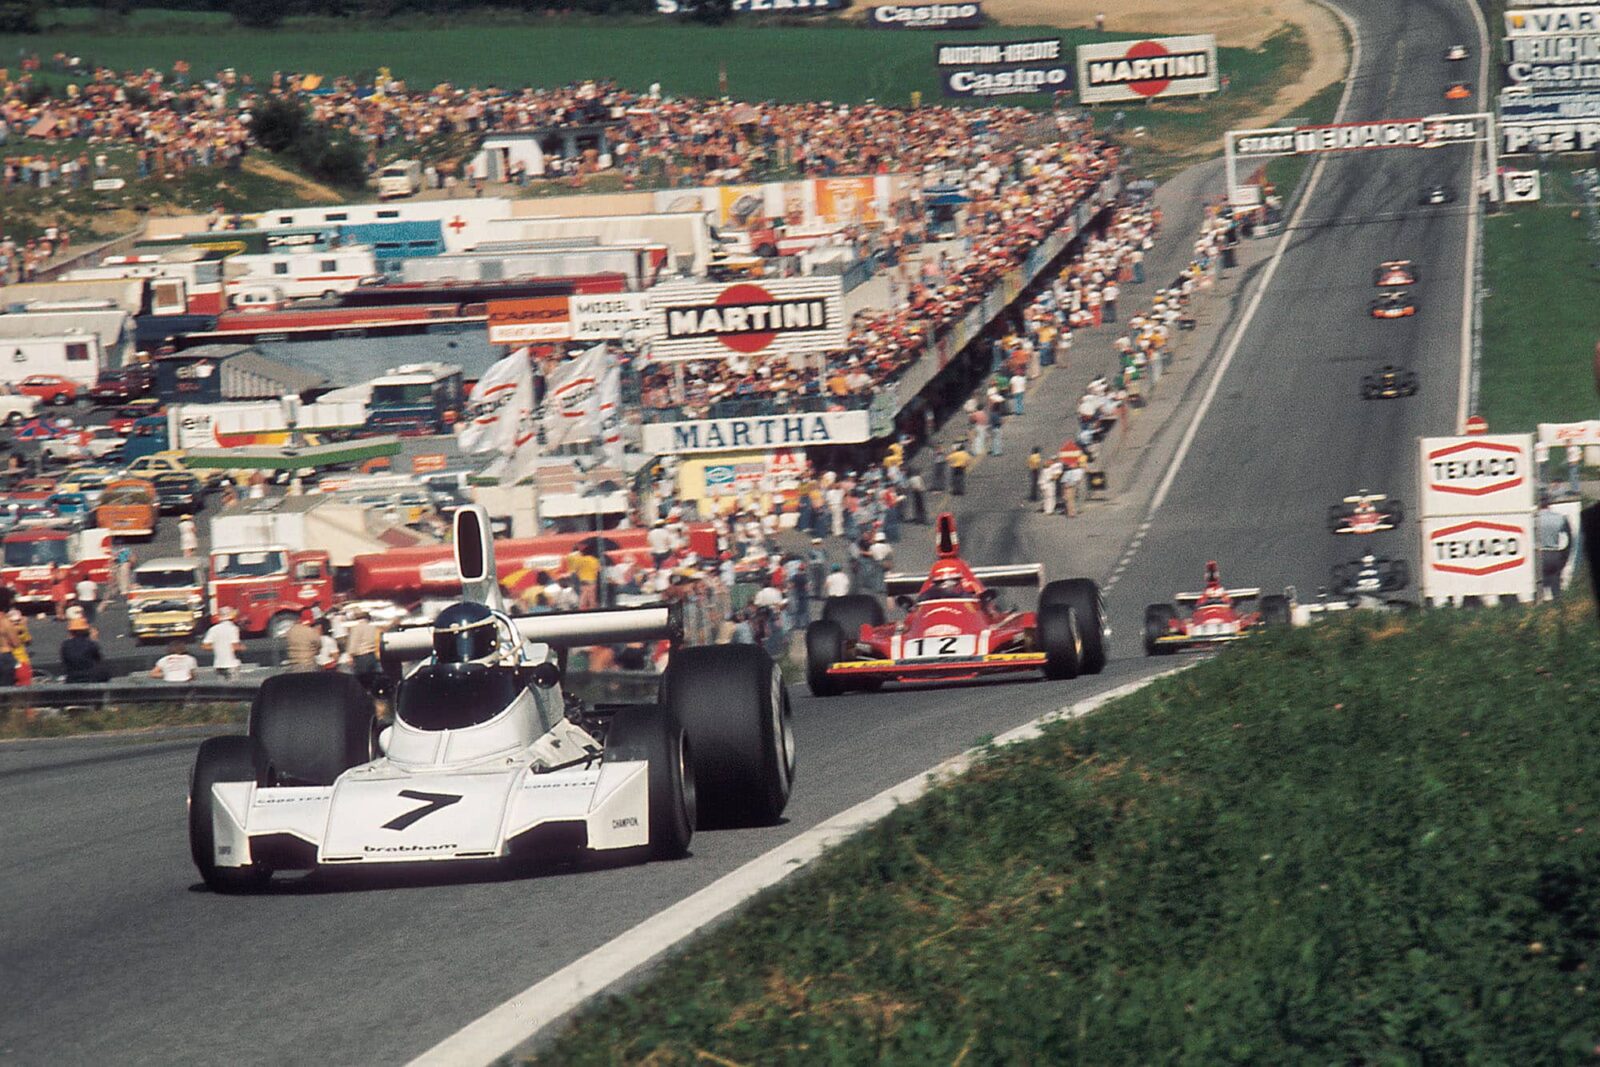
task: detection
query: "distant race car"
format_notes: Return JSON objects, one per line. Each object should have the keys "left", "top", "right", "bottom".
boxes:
{"left": 1330, "top": 554, "right": 1410, "bottom": 598}
{"left": 1445, "top": 82, "right": 1472, "bottom": 100}
{"left": 187, "top": 505, "right": 796, "bottom": 893}
{"left": 1370, "top": 291, "right": 1417, "bottom": 318}
{"left": 1327, "top": 492, "right": 1405, "bottom": 535}
{"left": 1374, "top": 260, "right": 1418, "bottom": 287}
{"left": 1419, "top": 184, "right": 1456, "bottom": 205}
{"left": 804, "top": 512, "right": 1109, "bottom": 695}
{"left": 1444, "top": 44, "right": 1469, "bottom": 61}
{"left": 1361, "top": 364, "right": 1418, "bottom": 399}
{"left": 1143, "top": 561, "right": 1290, "bottom": 656}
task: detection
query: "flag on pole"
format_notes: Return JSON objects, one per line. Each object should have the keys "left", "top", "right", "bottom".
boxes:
{"left": 541, "top": 343, "right": 607, "bottom": 449}
{"left": 458, "top": 347, "right": 533, "bottom": 454}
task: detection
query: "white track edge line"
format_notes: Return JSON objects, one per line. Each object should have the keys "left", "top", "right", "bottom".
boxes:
{"left": 408, "top": 664, "right": 1194, "bottom": 1067}
{"left": 1141, "top": 0, "right": 1362, "bottom": 526}
{"left": 1456, "top": 0, "right": 1490, "bottom": 432}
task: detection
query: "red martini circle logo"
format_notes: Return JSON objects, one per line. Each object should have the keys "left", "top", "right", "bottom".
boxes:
{"left": 717, "top": 284, "right": 778, "bottom": 354}
{"left": 1125, "top": 40, "right": 1175, "bottom": 97}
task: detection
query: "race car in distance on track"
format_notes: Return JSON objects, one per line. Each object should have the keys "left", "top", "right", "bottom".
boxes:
{"left": 1370, "top": 291, "right": 1418, "bottom": 318}
{"left": 1328, "top": 492, "right": 1405, "bottom": 535}
{"left": 804, "top": 512, "right": 1108, "bottom": 695}
{"left": 1445, "top": 82, "right": 1472, "bottom": 100}
{"left": 1444, "top": 44, "right": 1469, "bottom": 61}
{"left": 1374, "top": 260, "right": 1418, "bottom": 287}
{"left": 1419, "top": 184, "right": 1456, "bottom": 205}
{"left": 1330, "top": 553, "right": 1410, "bottom": 598}
{"left": 188, "top": 505, "right": 795, "bottom": 893}
{"left": 1361, "top": 364, "right": 1418, "bottom": 399}
{"left": 1143, "top": 561, "right": 1289, "bottom": 656}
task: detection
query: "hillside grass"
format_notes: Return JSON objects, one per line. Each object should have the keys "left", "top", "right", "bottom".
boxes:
{"left": 1480, "top": 167, "right": 1600, "bottom": 432}
{"left": 534, "top": 600, "right": 1600, "bottom": 1064}
{"left": 14, "top": 12, "right": 1290, "bottom": 110}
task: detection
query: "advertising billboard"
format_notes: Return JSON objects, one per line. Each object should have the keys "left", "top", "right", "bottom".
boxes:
{"left": 936, "top": 38, "right": 1072, "bottom": 98}
{"left": 486, "top": 297, "right": 570, "bottom": 344}
{"left": 1417, "top": 434, "right": 1537, "bottom": 517}
{"left": 1074, "top": 34, "right": 1219, "bottom": 103}
{"left": 646, "top": 277, "right": 846, "bottom": 360}
{"left": 869, "top": 2, "right": 983, "bottom": 28}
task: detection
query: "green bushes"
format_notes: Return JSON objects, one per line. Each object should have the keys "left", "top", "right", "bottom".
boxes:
{"left": 249, "top": 97, "right": 367, "bottom": 189}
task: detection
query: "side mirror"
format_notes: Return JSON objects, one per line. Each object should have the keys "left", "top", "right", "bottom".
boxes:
{"left": 979, "top": 588, "right": 998, "bottom": 604}
{"left": 370, "top": 674, "right": 395, "bottom": 702}
{"left": 895, "top": 594, "right": 915, "bottom": 612}
{"left": 529, "top": 662, "right": 561, "bottom": 689}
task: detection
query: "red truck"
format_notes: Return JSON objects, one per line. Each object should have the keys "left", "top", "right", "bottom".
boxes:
{"left": 350, "top": 525, "right": 720, "bottom": 603}
{"left": 1, "top": 528, "right": 113, "bottom": 614}
{"left": 208, "top": 545, "right": 334, "bottom": 639}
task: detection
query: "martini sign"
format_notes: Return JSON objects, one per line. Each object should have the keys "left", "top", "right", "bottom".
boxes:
{"left": 647, "top": 277, "right": 846, "bottom": 360}
{"left": 1075, "top": 34, "right": 1219, "bottom": 103}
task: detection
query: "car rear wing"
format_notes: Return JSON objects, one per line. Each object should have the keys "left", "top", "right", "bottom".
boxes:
{"left": 379, "top": 603, "right": 683, "bottom": 662}
{"left": 1174, "top": 587, "right": 1262, "bottom": 602}
{"left": 883, "top": 564, "right": 1044, "bottom": 597}
{"left": 1342, "top": 493, "right": 1386, "bottom": 503}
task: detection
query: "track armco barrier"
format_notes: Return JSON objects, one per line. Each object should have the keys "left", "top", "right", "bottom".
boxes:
{"left": 0, "top": 669, "right": 663, "bottom": 712}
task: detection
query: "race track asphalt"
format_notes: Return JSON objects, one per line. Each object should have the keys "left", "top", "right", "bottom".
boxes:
{"left": 0, "top": 2, "right": 1483, "bottom": 1061}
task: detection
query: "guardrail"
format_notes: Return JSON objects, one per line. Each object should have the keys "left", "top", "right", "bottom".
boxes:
{"left": 0, "top": 668, "right": 663, "bottom": 710}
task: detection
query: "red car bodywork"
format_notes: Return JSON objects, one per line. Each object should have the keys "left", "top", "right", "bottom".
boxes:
{"left": 821, "top": 514, "right": 1052, "bottom": 687}
{"left": 16, "top": 375, "right": 79, "bottom": 405}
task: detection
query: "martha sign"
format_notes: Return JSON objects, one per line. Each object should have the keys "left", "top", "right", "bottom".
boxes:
{"left": 1074, "top": 34, "right": 1219, "bottom": 103}
{"left": 642, "top": 411, "right": 871, "bottom": 454}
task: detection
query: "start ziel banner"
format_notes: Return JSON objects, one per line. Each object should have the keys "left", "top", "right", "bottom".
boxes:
{"left": 1233, "top": 117, "right": 1482, "bottom": 156}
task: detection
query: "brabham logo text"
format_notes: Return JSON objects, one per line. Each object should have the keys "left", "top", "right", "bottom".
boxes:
{"left": 364, "top": 842, "right": 460, "bottom": 853}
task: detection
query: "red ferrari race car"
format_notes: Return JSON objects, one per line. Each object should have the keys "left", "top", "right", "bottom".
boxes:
{"left": 804, "top": 513, "right": 1109, "bottom": 696}
{"left": 1327, "top": 492, "right": 1404, "bottom": 535}
{"left": 1370, "top": 291, "right": 1417, "bottom": 319}
{"left": 1373, "top": 260, "right": 1418, "bottom": 287}
{"left": 1144, "top": 562, "right": 1290, "bottom": 656}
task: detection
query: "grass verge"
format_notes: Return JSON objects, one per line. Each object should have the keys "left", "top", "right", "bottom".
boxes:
{"left": 1479, "top": 167, "right": 1600, "bottom": 432}
{"left": 0, "top": 700, "right": 246, "bottom": 740}
{"left": 533, "top": 600, "right": 1600, "bottom": 1063}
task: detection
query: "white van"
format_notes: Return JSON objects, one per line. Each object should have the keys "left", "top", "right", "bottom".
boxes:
{"left": 377, "top": 160, "right": 423, "bottom": 200}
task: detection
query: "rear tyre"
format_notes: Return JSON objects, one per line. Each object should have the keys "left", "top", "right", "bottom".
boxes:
{"left": 1143, "top": 604, "right": 1179, "bottom": 656}
{"left": 821, "top": 593, "right": 885, "bottom": 638}
{"left": 189, "top": 735, "right": 271, "bottom": 893}
{"left": 805, "top": 620, "right": 845, "bottom": 697}
{"left": 1040, "top": 578, "right": 1108, "bottom": 673}
{"left": 51, "top": 393, "right": 70, "bottom": 407}
{"left": 1260, "top": 594, "right": 1291, "bottom": 628}
{"left": 1388, "top": 500, "right": 1406, "bottom": 525}
{"left": 662, "top": 645, "right": 794, "bottom": 827}
{"left": 1392, "top": 560, "right": 1411, "bottom": 590}
{"left": 1038, "top": 603, "right": 1082, "bottom": 680}
{"left": 604, "top": 706, "right": 694, "bottom": 859}
{"left": 248, "top": 673, "right": 375, "bottom": 787}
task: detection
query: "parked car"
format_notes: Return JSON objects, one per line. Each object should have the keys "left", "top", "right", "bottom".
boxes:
{"left": 89, "top": 366, "right": 156, "bottom": 405}
{"left": 15, "top": 375, "right": 80, "bottom": 406}
{"left": 40, "top": 427, "right": 127, "bottom": 465}
{"left": 0, "top": 394, "right": 42, "bottom": 426}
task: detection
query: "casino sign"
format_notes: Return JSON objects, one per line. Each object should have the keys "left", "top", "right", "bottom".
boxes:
{"left": 647, "top": 277, "right": 846, "bottom": 360}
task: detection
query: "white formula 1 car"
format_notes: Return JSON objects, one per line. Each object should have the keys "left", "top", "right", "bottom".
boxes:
{"left": 188, "top": 506, "right": 796, "bottom": 892}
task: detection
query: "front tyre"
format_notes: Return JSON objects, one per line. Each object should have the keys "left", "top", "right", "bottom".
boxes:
{"left": 1143, "top": 604, "right": 1179, "bottom": 656}
{"left": 805, "top": 620, "right": 845, "bottom": 697}
{"left": 1260, "top": 594, "right": 1291, "bottom": 628}
{"left": 249, "top": 673, "right": 375, "bottom": 787}
{"left": 1040, "top": 578, "right": 1108, "bottom": 673}
{"left": 1038, "top": 603, "right": 1082, "bottom": 680}
{"left": 662, "top": 645, "right": 795, "bottom": 827}
{"left": 189, "top": 735, "right": 271, "bottom": 893}
{"left": 604, "top": 706, "right": 694, "bottom": 859}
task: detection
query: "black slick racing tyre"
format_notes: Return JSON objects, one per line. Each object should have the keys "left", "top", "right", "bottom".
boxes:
{"left": 662, "top": 645, "right": 795, "bottom": 827}
{"left": 604, "top": 706, "right": 694, "bottom": 859}
{"left": 1260, "top": 594, "right": 1291, "bottom": 628}
{"left": 805, "top": 620, "right": 845, "bottom": 697}
{"left": 1144, "top": 604, "right": 1179, "bottom": 656}
{"left": 1038, "top": 603, "right": 1082, "bottom": 680}
{"left": 248, "top": 672, "right": 375, "bottom": 787}
{"left": 1361, "top": 378, "right": 1375, "bottom": 399}
{"left": 190, "top": 735, "right": 271, "bottom": 893}
{"left": 821, "top": 593, "right": 885, "bottom": 638}
{"left": 1392, "top": 560, "right": 1411, "bottom": 590}
{"left": 1040, "top": 578, "right": 1109, "bottom": 673}
{"left": 1388, "top": 500, "right": 1405, "bottom": 526}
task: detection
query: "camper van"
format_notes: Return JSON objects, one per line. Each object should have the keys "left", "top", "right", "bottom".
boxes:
{"left": 377, "top": 159, "right": 423, "bottom": 200}
{"left": 224, "top": 248, "right": 378, "bottom": 303}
